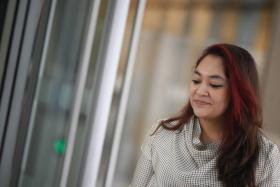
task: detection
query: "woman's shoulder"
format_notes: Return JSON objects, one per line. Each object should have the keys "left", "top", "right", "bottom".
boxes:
{"left": 146, "top": 119, "right": 172, "bottom": 138}
{"left": 256, "top": 131, "right": 280, "bottom": 185}
{"left": 144, "top": 119, "right": 186, "bottom": 146}
{"left": 257, "top": 131, "right": 280, "bottom": 160}
{"left": 148, "top": 118, "right": 185, "bottom": 137}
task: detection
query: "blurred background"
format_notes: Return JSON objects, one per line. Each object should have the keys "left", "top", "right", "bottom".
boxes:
{"left": 0, "top": 0, "right": 279, "bottom": 187}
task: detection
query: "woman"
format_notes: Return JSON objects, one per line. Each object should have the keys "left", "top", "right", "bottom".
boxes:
{"left": 131, "top": 44, "right": 280, "bottom": 187}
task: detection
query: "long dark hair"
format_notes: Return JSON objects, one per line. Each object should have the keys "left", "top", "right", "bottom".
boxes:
{"left": 158, "top": 43, "right": 262, "bottom": 187}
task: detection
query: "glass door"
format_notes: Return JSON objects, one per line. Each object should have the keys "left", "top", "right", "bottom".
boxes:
{"left": 18, "top": 0, "right": 97, "bottom": 186}
{"left": 0, "top": 0, "right": 143, "bottom": 186}
{"left": 1, "top": 0, "right": 135, "bottom": 186}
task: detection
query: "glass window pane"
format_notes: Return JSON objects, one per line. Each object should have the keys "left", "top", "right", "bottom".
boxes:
{"left": 67, "top": 0, "right": 110, "bottom": 186}
{"left": 18, "top": 0, "right": 95, "bottom": 186}
{"left": 94, "top": 1, "right": 139, "bottom": 186}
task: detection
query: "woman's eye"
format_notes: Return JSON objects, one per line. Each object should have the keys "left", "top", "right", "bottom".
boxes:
{"left": 210, "top": 84, "right": 223, "bottom": 88}
{"left": 192, "top": 80, "right": 200, "bottom": 84}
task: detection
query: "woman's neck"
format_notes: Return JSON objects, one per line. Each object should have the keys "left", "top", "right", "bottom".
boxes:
{"left": 198, "top": 117, "right": 224, "bottom": 144}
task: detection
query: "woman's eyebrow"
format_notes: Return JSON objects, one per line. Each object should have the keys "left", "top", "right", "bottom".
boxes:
{"left": 194, "top": 70, "right": 225, "bottom": 81}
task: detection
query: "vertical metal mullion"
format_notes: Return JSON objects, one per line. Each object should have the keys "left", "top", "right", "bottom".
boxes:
{"left": 0, "top": 0, "right": 27, "bottom": 158}
{"left": 58, "top": 0, "right": 102, "bottom": 186}
{"left": 104, "top": 0, "right": 147, "bottom": 186}
{"left": 0, "top": 0, "right": 43, "bottom": 185}
{"left": 0, "top": 0, "right": 18, "bottom": 160}
{"left": 81, "top": 0, "right": 131, "bottom": 186}
{"left": 17, "top": 0, "right": 58, "bottom": 186}
{"left": 0, "top": 0, "right": 18, "bottom": 96}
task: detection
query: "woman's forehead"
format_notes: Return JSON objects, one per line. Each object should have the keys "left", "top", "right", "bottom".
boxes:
{"left": 195, "top": 55, "right": 226, "bottom": 78}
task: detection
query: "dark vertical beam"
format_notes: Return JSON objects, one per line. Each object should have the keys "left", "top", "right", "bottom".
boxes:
{"left": 0, "top": 0, "right": 9, "bottom": 43}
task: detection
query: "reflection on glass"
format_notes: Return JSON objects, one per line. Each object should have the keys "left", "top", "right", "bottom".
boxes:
{"left": 111, "top": 0, "right": 275, "bottom": 186}
{"left": 18, "top": 0, "right": 93, "bottom": 186}
{"left": 95, "top": 0, "right": 139, "bottom": 186}
{"left": 67, "top": 0, "right": 110, "bottom": 186}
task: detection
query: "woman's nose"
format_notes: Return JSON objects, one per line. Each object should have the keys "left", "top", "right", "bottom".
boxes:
{"left": 195, "top": 84, "right": 209, "bottom": 96}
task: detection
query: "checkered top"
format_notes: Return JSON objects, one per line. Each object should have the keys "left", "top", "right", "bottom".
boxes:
{"left": 130, "top": 117, "right": 280, "bottom": 187}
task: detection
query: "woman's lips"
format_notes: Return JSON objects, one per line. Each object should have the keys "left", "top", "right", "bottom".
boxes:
{"left": 193, "top": 99, "right": 211, "bottom": 106}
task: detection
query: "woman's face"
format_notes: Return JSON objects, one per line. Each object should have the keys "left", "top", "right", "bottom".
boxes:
{"left": 190, "top": 54, "right": 230, "bottom": 121}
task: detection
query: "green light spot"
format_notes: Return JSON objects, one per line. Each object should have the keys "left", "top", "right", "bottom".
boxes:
{"left": 54, "top": 139, "right": 66, "bottom": 155}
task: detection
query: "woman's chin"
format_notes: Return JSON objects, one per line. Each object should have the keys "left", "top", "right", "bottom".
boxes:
{"left": 193, "top": 109, "right": 210, "bottom": 118}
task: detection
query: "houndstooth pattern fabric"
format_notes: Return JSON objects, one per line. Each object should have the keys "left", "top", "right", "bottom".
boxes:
{"left": 130, "top": 117, "right": 280, "bottom": 187}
